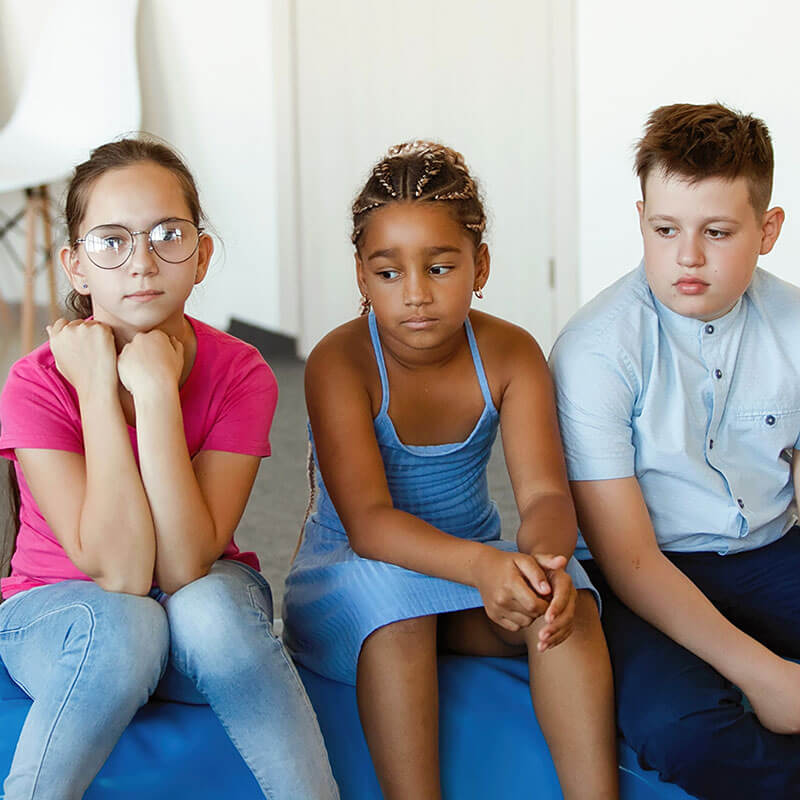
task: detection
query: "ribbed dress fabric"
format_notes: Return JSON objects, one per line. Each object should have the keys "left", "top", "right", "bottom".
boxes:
{"left": 283, "top": 312, "right": 597, "bottom": 685}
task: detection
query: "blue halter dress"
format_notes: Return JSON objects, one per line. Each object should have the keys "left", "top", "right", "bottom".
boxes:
{"left": 283, "top": 312, "right": 598, "bottom": 685}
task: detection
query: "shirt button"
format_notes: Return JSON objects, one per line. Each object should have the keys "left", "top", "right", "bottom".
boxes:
{"left": 766, "top": 414, "right": 776, "bottom": 426}
{"left": 714, "top": 369, "right": 723, "bottom": 379}
{"left": 737, "top": 498, "right": 745, "bottom": 509}
{"left": 709, "top": 439, "right": 714, "bottom": 449}
{"left": 705, "top": 324, "right": 715, "bottom": 334}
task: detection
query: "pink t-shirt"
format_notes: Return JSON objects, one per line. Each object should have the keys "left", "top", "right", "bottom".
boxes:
{"left": 0, "top": 316, "right": 278, "bottom": 599}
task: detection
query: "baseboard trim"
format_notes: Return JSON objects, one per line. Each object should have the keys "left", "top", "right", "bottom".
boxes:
{"left": 226, "top": 318, "right": 299, "bottom": 360}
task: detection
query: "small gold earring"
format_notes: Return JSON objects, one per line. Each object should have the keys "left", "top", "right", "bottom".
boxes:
{"left": 473, "top": 287, "right": 484, "bottom": 299}
{"left": 360, "top": 295, "right": 372, "bottom": 315}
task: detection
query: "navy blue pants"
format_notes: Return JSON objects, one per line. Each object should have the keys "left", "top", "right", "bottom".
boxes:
{"left": 582, "top": 527, "right": 800, "bottom": 800}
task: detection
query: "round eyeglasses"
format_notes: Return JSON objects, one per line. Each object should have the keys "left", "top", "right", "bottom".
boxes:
{"left": 75, "top": 218, "right": 204, "bottom": 270}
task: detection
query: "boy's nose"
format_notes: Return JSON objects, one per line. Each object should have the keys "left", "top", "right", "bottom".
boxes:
{"left": 677, "top": 236, "right": 705, "bottom": 268}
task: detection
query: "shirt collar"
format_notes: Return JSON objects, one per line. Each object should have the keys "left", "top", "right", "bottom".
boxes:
{"left": 646, "top": 276, "right": 746, "bottom": 340}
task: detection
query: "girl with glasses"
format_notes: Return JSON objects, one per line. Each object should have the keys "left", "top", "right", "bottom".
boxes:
{"left": 0, "top": 138, "right": 338, "bottom": 800}
{"left": 283, "top": 141, "right": 618, "bottom": 799}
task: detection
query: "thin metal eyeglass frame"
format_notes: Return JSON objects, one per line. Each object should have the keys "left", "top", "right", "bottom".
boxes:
{"left": 74, "top": 217, "right": 205, "bottom": 269}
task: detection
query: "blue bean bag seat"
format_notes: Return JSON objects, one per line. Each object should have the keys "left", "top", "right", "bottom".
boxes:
{"left": 1, "top": 651, "right": 694, "bottom": 798}
{"left": 297, "top": 656, "right": 696, "bottom": 800}
{"left": 0, "top": 655, "right": 262, "bottom": 798}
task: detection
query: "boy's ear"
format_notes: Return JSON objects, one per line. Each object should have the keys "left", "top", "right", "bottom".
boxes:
{"left": 474, "top": 242, "right": 490, "bottom": 292}
{"left": 759, "top": 206, "right": 785, "bottom": 256}
{"left": 636, "top": 200, "right": 646, "bottom": 234}
{"left": 194, "top": 233, "right": 214, "bottom": 285}
{"left": 58, "top": 245, "right": 90, "bottom": 295}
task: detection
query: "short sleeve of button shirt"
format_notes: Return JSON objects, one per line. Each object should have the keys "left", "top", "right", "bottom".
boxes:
{"left": 548, "top": 328, "right": 638, "bottom": 481}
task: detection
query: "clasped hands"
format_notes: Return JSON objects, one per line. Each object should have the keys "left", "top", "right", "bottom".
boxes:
{"left": 472, "top": 547, "right": 577, "bottom": 652}
{"left": 47, "top": 318, "right": 183, "bottom": 398}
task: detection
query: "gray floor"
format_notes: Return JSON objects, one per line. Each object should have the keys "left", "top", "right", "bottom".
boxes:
{"left": 1, "top": 306, "right": 519, "bottom": 614}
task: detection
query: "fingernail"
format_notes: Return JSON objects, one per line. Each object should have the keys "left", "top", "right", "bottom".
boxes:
{"left": 540, "top": 582, "right": 549, "bottom": 592}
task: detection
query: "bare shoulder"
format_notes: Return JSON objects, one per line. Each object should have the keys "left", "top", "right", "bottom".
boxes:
{"left": 306, "top": 317, "right": 373, "bottom": 380}
{"left": 305, "top": 316, "right": 381, "bottom": 410}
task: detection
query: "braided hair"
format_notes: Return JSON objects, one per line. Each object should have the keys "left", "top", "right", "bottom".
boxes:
{"left": 352, "top": 141, "right": 487, "bottom": 314}
{"left": 291, "top": 141, "right": 489, "bottom": 562}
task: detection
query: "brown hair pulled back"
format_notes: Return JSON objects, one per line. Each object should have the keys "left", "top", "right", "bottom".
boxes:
{"left": 635, "top": 103, "right": 774, "bottom": 215}
{"left": 64, "top": 136, "right": 206, "bottom": 319}
{"left": 352, "top": 141, "right": 486, "bottom": 314}
{"left": 2, "top": 137, "right": 205, "bottom": 583}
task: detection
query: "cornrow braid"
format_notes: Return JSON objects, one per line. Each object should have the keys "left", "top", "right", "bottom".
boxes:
{"left": 414, "top": 152, "right": 443, "bottom": 197}
{"left": 374, "top": 162, "right": 398, "bottom": 198}
{"left": 351, "top": 140, "right": 487, "bottom": 254}
{"left": 433, "top": 186, "right": 475, "bottom": 201}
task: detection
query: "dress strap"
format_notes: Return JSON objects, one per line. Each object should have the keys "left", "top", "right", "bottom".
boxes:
{"left": 367, "top": 311, "right": 390, "bottom": 415}
{"left": 464, "top": 315, "right": 495, "bottom": 409}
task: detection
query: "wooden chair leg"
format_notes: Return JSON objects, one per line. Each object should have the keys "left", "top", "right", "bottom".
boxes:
{"left": 22, "top": 189, "right": 37, "bottom": 354}
{"left": 39, "top": 185, "right": 59, "bottom": 323}
{"left": 0, "top": 280, "right": 10, "bottom": 327}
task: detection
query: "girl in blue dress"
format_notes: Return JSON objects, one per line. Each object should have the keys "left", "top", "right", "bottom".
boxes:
{"left": 284, "top": 141, "right": 617, "bottom": 799}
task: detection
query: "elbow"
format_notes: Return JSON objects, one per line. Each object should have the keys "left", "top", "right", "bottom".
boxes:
{"left": 346, "top": 529, "right": 370, "bottom": 559}
{"left": 599, "top": 547, "right": 658, "bottom": 602}
{"left": 94, "top": 572, "right": 152, "bottom": 596}
{"left": 345, "top": 518, "right": 380, "bottom": 560}
{"left": 155, "top": 561, "right": 213, "bottom": 596}
{"left": 79, "top": 551, "right": 154, "bottom": 597}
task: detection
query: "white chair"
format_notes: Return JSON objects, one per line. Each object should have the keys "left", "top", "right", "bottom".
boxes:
{"left": 0, "top": 0, "right": 141, "bottom": 353}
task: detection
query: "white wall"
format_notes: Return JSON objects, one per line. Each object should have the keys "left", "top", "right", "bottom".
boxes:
{"left": 8, "top": 1, "right": 800, "bottom": 343}
{"left": 288, "top": 0, "right": 564, "bottom": 357}
{"left": 576, "top": 0, "right": 800, "bottom": 306}
{"left": 0, "top": 0, "right": 282, "bottom": 334}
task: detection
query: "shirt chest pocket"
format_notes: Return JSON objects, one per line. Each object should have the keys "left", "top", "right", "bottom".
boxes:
{"left": 728, "top": 407, "right": 800, "bottom": 467}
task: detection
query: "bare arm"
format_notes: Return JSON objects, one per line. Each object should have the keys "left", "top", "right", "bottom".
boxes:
{"left": 17, "top": 320, "right": 155, "bottom": 594}
{"left": 498, "top": 329, "right": 576, "bottom": 559}
{"left": 308, "top": 324, "right": 556, "bottom": 634}
{"left": 120, "top": 331, "right": 260, "bottom": 594}
{"left": 572, "top": 476, "right": 800, "bottom": 732}
{"left": 308, "top": 335, "right": 486, "bottom": 583}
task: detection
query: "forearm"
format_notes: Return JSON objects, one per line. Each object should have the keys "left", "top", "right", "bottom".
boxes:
{"left": 134, "top": 386, "right": 219, "bottom": 593}
{"left": 77, "top": 386, "right": 155, "bottom": 593}
{"left": 349, "top": 506, "right": 488, "bottom": 587}
{"left": 604, "top": 548, "right": 775, "bottom": 688}
{"left": 516, "top": 491, "right": 577, "bottom": 558}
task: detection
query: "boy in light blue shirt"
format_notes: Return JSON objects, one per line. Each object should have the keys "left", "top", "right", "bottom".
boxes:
{"left": 549, "top": 103, "right": 800, "bottom": 799}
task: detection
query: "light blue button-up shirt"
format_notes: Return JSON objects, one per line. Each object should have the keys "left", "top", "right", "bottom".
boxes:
{"left": 549, "top": 263, "right": 800, "bottom": 559}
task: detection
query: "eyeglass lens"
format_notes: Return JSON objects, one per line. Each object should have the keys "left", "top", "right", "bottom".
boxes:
{"left": 83, "top": 220, "right": 199, "bottom": 269}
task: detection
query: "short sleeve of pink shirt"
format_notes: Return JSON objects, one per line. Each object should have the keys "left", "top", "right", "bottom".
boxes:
{"left": 0, "top": 317, "right": 278, "bottom": 599}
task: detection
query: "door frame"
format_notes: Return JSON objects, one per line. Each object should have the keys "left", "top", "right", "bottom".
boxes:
{"left": 273, "top": 0, "right": 578, "bottom": 357}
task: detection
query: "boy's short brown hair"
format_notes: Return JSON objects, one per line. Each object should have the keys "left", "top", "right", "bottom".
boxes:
{"left": 635, "top": 103, "right": 774, "bottom": 215}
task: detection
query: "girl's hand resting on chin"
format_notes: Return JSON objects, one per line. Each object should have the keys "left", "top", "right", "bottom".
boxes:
{"left": 117, "top": 330, "right": 184, "bottom": 397}
{"left": 47, "top": 318, "right": 118, "bottom": 395}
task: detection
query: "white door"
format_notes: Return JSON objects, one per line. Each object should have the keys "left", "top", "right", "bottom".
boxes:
{"left": 288, "top": 0, "right": 567, "bottom": 356}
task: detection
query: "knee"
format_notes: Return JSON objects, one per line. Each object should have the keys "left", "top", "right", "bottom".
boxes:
{"left": 572, "top": 589, "right": 603, "bottom": 636}
{"left": 363, "top": 615, "right": 437, "bottom": 649}
{"left": 166, "top": 566, "right": 274, "bottom": 661}
{"left": 629, "top": 691, "right": 743, "bottom": 781}
{"left": 85, "top": 594, "right": 169, "bottom": 695}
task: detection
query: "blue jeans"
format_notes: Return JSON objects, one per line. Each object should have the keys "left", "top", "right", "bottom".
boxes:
{"left": 582, "top": 527, "right": 800, "bottom": 800}
{"left": 0, "top": 560, "right": 339, "bottom": 800}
